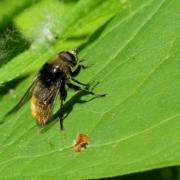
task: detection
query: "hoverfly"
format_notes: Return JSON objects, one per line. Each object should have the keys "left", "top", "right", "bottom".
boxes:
{"left": 8, "top": 49, "right": 105, "bottom": 130}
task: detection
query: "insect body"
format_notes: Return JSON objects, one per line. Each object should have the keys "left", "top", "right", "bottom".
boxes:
{"left": 8, "top": 50, "right": 105, "bottom": 130}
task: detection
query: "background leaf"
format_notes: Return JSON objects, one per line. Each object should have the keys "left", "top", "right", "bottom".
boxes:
{"left": 0, "top": 0, "right": 120, "bottom": 83}
{"left": 0, "top": 0, "right": 180, "bottom": 179}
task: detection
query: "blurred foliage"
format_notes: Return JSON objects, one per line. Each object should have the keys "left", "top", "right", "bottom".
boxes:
{"left": 0, "top": 24, "right": 30, "bottom": 67}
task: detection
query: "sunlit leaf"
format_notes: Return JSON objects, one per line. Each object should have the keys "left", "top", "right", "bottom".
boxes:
{"left": 0, "top": 0, "right": 179, "bottom": 179}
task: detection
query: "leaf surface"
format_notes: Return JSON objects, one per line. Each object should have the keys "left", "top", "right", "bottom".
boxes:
{"left": 0, "top": 0, "right": 180, "bottom": 179}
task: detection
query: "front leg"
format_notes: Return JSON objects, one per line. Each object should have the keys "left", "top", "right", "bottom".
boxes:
{"left": 71, "top": 63, "right": 93, "bottom": 86}
{"left": 71, "top": 64, "right": 91, "bottom": 77}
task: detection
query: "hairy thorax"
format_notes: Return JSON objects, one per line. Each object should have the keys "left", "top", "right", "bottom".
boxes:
{"left": 49, "top": 57, "right": 71, "bottom": 81}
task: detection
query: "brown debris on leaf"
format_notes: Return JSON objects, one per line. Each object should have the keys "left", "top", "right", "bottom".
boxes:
{"left": 73, "top": 133, "right": 89, "bottom": 152}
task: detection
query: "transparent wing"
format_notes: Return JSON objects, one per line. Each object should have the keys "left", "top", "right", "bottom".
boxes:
{"left": 31, "top": 79, "right": 62, "bottom": 126}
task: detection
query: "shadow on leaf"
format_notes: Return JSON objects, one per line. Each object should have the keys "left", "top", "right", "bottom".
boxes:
{"left": 40, "top": 82, "right": 105, "bottom": 133}
{"left": 0, "top": 74, "right": 30, "bottom": 99}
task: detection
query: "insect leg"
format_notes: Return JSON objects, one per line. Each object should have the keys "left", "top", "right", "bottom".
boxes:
{"left": 71, "top": 64, "right": 90, "bottom": 86}
{"left": 71, "top": 78, "right": 88, "bottom": 86}
{"left": 59, "top": 81, "right": 67, "bottom": 130}
{"left": 59, "top": 98, "right": 64, "bottom": 130}
{"left": 67, "top": 83, "right": 81, "bottom": 91}
{"left": 67, "top": 83, "right": 105, "bottom": 97}
{"left": 71, "top": 64, "right": 90, "bottom": 77}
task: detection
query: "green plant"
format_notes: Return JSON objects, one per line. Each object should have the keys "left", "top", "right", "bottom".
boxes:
{"left": 0, "top": 0, "right": 179, "bottom": 179}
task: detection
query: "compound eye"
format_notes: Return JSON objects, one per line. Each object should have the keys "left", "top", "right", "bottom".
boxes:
{"left": 61, "top": 52, "right": 72, "bottom": 61}
{"left": 60, "top": 51, "right": 77, "bottom": 65}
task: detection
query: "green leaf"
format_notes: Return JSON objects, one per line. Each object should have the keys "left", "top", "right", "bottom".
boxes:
{"left": 0, "top": 0, "right": 39, "bottom": 30}
{"left": 0, "top": 0, "right": 120, "bottom": 83}
{"left": 0, "top": 0, "right": 180, "bottom": 179}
